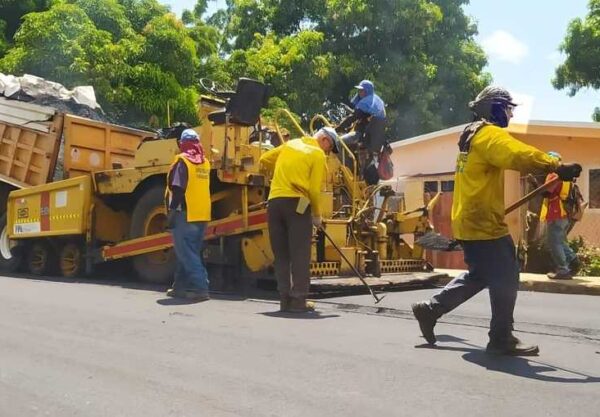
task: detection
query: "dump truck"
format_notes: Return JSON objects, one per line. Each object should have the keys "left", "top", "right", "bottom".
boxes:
{"left": 0, "top": 78, "right": 439, "bottom": 292}
{"left": 0, "top": 96, "right": 153, "bottom": 272}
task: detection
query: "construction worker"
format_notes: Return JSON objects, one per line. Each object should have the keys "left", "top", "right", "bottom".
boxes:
{"left": 411, "top": 86, "right": 581, "bottom": 356}
{"left": 541, "top": 151, "right": 580, "bottom": 280}
{"left": 336, "top": 79, "right": 386, "bottom": 149}
{"left": 336, "top": 80, "right": 387, "bottom": 185}
{"left": 260, "top": 127, "right": 340, "bottom": 313}
{"left": 165, "top": 128, "right": 211, "bottom": 301}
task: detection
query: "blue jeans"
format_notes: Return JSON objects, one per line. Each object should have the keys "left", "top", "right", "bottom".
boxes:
{"left": 546, "top": 218, "right": 576, "bottom": 273}
{"left": 430, "top": 235, "right": 520, "bottom": 342}
{"left": 171, "top": 211, "right": 209, "bottom": 292}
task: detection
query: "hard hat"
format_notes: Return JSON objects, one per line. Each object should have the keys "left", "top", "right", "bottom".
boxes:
{"left": 318, "top": 127, "right": 340, "bottom": 154}
{"left": 469, "top": 86, "right": 518, "bottom": 110}
{"left": 547, "top": 151, "right": 562, "bottom": 161}
{"left": 180, "top": 128, "right": 200, "bottom": 142}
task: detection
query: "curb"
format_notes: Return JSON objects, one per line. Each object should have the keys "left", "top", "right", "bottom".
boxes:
{"left": 435, "top": 270, "right": 600, "bottom": 296}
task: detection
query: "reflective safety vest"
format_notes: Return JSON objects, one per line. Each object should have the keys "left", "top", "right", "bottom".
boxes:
{"left": 166, "top": 155, "right": 211, "bottom": 222}
{"left": 540, "top": 174, "right": 570, "bottom": 221}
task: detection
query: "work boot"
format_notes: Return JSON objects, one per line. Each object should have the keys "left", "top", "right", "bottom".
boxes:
{"left": 547, "top": 270, "right": 573, "bottom": 280}
{"left": 166, "top": 288, "right": 187, "bottom": 298}
{"left": 569, "top": 257, "right": 582, "bottom": 276}
{"left": 184, "top": 290, "right": 210, "bottom": 302}
{"left": 411, "top": 301, "right": 438, "bottom": 345}
{"left": 486, "top": 335, "right": 539, "bottom": 356}
{"left": 288, "top": 297, "right": 316, "bottom": 313}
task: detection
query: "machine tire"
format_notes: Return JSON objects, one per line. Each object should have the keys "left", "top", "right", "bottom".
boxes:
{"left": 0, "top": 213, "right": 23, "bottom": 273}
{"left": 26, "top": 240, "right": 57, "bottom": 276}
{"left": 130, "top": 185, "right": 175, "bottom": 283}
{"left": 59, "top": 242, "right": 85, "bottom": 278}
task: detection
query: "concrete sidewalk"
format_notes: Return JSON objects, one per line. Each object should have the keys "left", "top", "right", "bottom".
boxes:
{"left": 436, "top": 268, "right": 600, "bottom": 296}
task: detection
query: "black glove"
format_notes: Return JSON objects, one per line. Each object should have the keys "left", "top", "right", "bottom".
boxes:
{"left": 555, "top": 163, "right": 582, "bottom": 181}
{"left": 166, "top": 210, "right": 177, "bottom": 230}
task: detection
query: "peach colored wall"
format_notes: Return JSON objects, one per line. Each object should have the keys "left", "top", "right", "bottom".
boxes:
{"left": 392, "top": 125, "right": 600, "bottom": 247}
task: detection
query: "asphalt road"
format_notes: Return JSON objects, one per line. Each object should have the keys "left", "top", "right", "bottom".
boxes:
{"left": 1, "top": 275, "right": 599, "bottom": 417}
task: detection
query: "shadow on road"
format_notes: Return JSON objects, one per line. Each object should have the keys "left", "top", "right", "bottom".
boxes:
{"left": 259, "top": 311, "right": 340, "bottom": 320}
{"left": 416, "top": 335, "right": 600, "bottom": 383}
{"left": 156, "top": 298, "right": 210, "bottom": 306}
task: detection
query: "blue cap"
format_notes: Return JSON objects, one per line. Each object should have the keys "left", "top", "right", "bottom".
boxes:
{"left": 318, "top": 126, "right": 340, "bottom": 154}
{"left": 180, "top": 128, "right": 200, "bottom": 142}
{"left": 354, "top": 80, "right": 374, "bottom": 90}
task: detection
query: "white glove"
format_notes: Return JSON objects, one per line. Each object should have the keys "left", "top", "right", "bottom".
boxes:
{"left": 312, "top": 216, "right": 323, "bottom": 229}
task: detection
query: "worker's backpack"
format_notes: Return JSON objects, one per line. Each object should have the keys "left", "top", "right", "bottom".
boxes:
{"left": 564, "top": 182, "right": 587, "bottom": 222}
{"left": 377, "top": 142, "right": 394, "bottom": 181}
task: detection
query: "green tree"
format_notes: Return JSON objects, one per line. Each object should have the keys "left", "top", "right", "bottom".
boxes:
{"left": 68, "top": 0, "right": 134, "bottom": 40}
{"left": 141, "top": 14, "right": 199, "bottom": 86}
{"left": 219, "top": 0, "right": 490, "bottom": 138}
{"left": 0, "top": 0, "right": 54, "bottom": 40}
{"left": 553, "top": 0, "right": 600, "bottom": 120}
{"left": 0, "top": 3, "right": 118, "bottom": 87}
{"left": 0, "top": 20, "right": 8, "bottom": 58}
{"left": 116, "top": 0, "right": 169, "bottom": 33}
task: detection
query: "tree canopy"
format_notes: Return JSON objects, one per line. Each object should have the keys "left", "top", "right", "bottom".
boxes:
{"left": 0, "top": 0, "right": 491, "bottom": 138}
{"left": 553, "top": 0, "right": 600, "bottom": 121}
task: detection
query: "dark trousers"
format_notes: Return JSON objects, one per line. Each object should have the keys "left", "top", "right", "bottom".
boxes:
{"left": 430, "top": 235, "right": 520, "bottom": 341}
{"left": 267, "top": 197, "right": 312, "bottom": 299}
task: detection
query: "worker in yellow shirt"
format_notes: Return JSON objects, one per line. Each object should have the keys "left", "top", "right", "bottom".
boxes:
{"left": 260, "top": 127, "right": 340, "bottom": 313}
{"left": 165, "top": 129, "right": 211, "bottom": 301}
{"left": 411, "top": 87, "right": 581, "bottom": 356}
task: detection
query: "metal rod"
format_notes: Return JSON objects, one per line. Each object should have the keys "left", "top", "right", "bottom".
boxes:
{"left": 319, "top": 227, "right": 384, "bottom": 304}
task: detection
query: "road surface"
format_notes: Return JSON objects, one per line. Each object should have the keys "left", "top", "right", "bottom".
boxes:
{"left": 1, "top": 275, "right": 599, "bottom": 417}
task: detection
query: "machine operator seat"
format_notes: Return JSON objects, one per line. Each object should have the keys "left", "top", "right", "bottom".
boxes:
{"left": 208, "top": 78, "right": 271, "bottom": 126}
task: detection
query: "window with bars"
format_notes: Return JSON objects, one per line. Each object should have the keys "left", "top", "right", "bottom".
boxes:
{"left": 589, "top": 169, "right": 600, "bottom": 209}
{"left": 424, "top": 181, "right": 439, "bottom": 193}
{"left": 441, "top": 180, "right": 455, "bottom": 192}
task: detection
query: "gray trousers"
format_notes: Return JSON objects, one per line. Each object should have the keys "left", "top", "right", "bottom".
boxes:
{"left": 430, "top": 235, "right": 520, "bottom": 342}
{"left": 267, "top": 198, "right": 312, "bottom": 299}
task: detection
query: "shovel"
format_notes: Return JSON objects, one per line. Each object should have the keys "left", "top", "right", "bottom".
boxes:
{"left": 416, "top": 176, "right": 560, "bottom": 251}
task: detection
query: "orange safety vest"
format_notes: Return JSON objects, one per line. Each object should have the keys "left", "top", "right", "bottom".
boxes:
{"left": 166, "top": 155, "right": 211, "bottom": 222}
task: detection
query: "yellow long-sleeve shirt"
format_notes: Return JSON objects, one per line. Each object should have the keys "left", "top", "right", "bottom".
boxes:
{"left": 452, "top": 124, "right": 560, "bottom": 240}
{"left": 259, "top": 137, "right": 326, "bottom": 216}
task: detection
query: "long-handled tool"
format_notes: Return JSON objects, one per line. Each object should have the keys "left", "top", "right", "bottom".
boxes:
{"left": 318, "top": 227, "right": 385, "bottom": 304}
{"left": 416, "top": 176, "right": 561, "bottom": 251}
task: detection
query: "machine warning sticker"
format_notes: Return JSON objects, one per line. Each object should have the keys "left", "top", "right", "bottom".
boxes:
{"left": 55, "top": 191, "right": 67, "bottom": 208}
{"left": 14, "top": 222, "right": 41, "bottom": 234}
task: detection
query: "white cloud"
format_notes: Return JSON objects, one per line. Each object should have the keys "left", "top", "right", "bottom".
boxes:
{"left": 510, "top": 92, "right": 535, "bottom": 123}
{"left": 481, "top": 30, "right": 529, "bottom": 64}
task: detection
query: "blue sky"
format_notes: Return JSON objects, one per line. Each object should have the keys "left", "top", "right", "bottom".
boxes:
{"left": 162, "top": 0, "right": 598, "bottom": 123}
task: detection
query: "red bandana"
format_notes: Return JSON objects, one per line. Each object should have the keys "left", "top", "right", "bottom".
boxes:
{"left": 180, "top": 141, "right": 205, "bottom": 164}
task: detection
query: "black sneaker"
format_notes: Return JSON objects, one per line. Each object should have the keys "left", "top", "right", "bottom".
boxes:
{"left": 185, "top": 290, "right": 210, "bottom": 302}
{"left": 166, "top": 288, "right": 187, "bottom": 298}
{"left": 486, "top": 336, "right": 539, "bottom": 356}
{"left": 411, "top": 301, "right": 437, "bottom": 345}
{"left": 547, "top": 270, "right": 573, "bottom": 280}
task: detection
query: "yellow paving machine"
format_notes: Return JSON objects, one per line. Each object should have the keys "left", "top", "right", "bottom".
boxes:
{"left": 1, "top": 78, "right": 439, "bottom": 292}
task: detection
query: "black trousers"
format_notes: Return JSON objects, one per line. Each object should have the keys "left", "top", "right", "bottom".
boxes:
{"left": 430, "top": 235, "right": 520, "bottom": 341}
{"left": 267, "top": 197, "right": 312, "bottom": 299}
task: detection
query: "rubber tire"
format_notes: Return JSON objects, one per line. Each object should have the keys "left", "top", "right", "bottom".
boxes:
{"left": 0, "top": 213, "right": 23, "bottom": 273}
{"left": 59, "top": 242, "right": 85, "bottom": 279}
{"left": 26, "top": 240, "right": 56, "bottom": 276}
{"left": 130, "top": 185, "right": 176, "bottom": 283}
